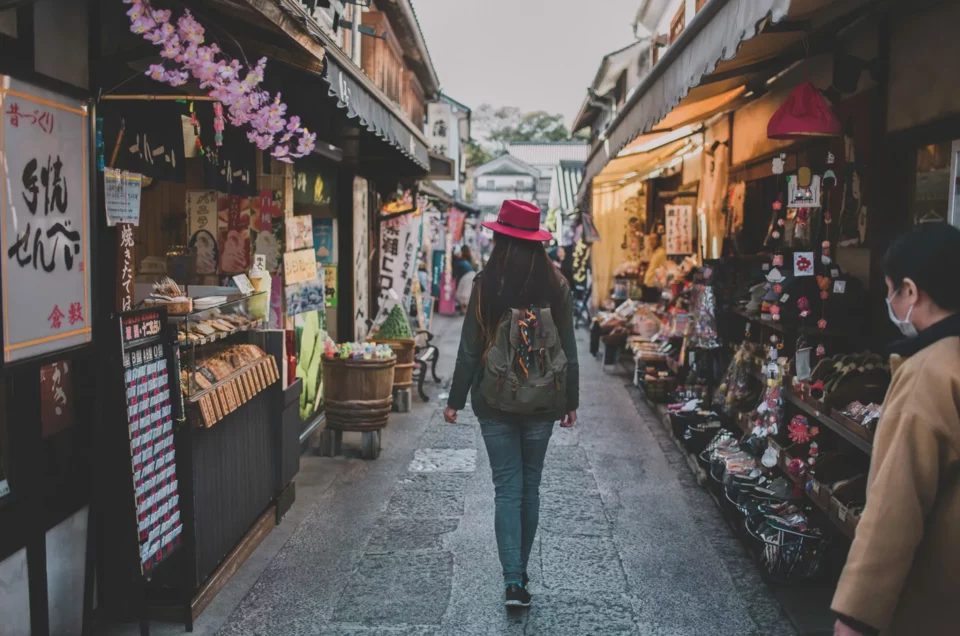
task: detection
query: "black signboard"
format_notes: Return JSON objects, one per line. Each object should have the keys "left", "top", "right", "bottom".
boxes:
{"left": 119, "top": 308, "right": 182, "bottom": 575}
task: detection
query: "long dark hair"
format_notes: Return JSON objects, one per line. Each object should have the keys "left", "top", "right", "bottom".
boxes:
{"left": 475, "top": 233, "right": 566, "bottom": 349}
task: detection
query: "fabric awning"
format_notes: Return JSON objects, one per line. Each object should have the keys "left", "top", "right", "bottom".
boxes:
{"left": 550, "top": 160, "right": 585, "bottom": 214}
{"left": 324, "top": 57, "right": 430, "bottom": 170}
{"left": 579, "top": 0, "right": 792, "bottom": 197}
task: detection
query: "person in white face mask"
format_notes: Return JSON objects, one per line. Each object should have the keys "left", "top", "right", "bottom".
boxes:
{"left": 833, "top": 222, "right": 960, "bottom": 636}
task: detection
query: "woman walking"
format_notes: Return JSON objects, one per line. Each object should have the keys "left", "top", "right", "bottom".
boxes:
{"left": 444, "top": 200, "right": 579, "bottom": 609}
{"left": 832, "top": 222, "right": 960, "bottom": 636}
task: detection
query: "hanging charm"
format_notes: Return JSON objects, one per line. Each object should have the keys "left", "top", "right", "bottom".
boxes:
{"left": 213, "top": 101, "right": 225, "bottom": 147}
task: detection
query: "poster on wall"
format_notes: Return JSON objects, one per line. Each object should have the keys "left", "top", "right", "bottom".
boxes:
{"left": 664, "top": 204, "right": 694, "bottom": 255}
{"left": 313, "top": 218, "right": 337, "bottom": 265}
{"left": 187, "top": 190, "right": 219, "bottom": 275}
{"left": 285, "top": 215, "right": 314, "bottom": 251}
{"left": 372, "top": 214, "right": 422, "bottom": 328}
{"left": 283, "top": 249, "right": 318, "bottom": 286}
{"left": 104, "top": 169, "right": 142, "bottom": 226}
{"left": 285, "top": 278, "right": 325, "bottom": 316}
{"left": 218, "top": 194, "right": 252, "bottom": 274}
{"left": 0, "top": 75, "right": 93, "bottom": 363}
{"left": 353, "top": 177, "right": 369, "bottom": 340}
{"left": 293, "top": 164, "right": 337, "bottom": 216}
{"left": 323, "top": 265, "right": 338, "bottom": 308}
{"left": 251, "top": 190, "right": 283, "bottom": 275}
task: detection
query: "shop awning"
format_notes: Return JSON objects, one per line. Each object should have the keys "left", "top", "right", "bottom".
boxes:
{"left": 323, "top": 57, "right": 430, "bottom": 171}
{"left": 549, "top": 160, "right": 585, "bottom": 214}
{"left": 580, "top": 0, "right": 793, "bottom": 195}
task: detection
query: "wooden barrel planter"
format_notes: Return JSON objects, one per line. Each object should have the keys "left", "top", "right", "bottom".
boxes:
{"left": 320, "top": 356, "right": 396, "bottom": 459}
{"left": 370, "top": 338, "right": 415, "bottom": 390}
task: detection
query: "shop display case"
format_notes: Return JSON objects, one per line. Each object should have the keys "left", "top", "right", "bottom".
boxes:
{"left": 170, "top": 293, "right": 280, "bottom": 428}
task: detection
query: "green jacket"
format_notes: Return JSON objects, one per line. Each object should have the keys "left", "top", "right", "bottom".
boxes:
{"left": 447, "top": 284, "right": 580, "bottom": 423}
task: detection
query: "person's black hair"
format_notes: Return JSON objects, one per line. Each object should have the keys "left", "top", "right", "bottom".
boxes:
{"left": 883, "top": 222, "right": 960, "bottom": 311}
{"left": 475, "top": 233, "right": 566, "bottom": 353}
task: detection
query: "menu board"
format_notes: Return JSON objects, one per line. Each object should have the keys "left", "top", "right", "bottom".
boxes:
{"left": 120, "top": 309, "right": 182, "bottom": 575}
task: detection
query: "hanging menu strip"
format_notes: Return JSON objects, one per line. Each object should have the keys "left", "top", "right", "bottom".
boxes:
{"left": 120, "top": 309, "right": 182, "bottom": 575}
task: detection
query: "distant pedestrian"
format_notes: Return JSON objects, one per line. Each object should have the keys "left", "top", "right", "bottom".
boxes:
{"left": 444, "top": 200, "right": 579, "bottom": 609}
{"left": 832, "top": 223, "right": 960, "bottom": 636}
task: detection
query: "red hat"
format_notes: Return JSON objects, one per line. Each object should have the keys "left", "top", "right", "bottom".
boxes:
{"left": 482, "top": 200, "right": 552, "bottom": 242}
{"left": 767, "top": 81, "right": 841, "bottom": 139}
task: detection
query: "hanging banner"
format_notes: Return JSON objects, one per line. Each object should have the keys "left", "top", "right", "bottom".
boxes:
{"left": 372, "top": 214, "right": 422, "bottom": 327}
{"left": 665, "top": 204, "right": 694, "bottom": 255}
{"left": 104, "top": 169, "right": 142, "bottom": 226}
{"left": 186, "top": 190, "right": 219, "bottom": 275}
{"left": 353, "top": 177, "right": 369, "bottom": 340}
{"left": 446, "top": 208, "right": 466, "bottom": 244}
{"left": 1, "top": 75, "right": 93, "bottom": 363}
{"left": 251, "top": 190, "right": 283, "bottom": 275}
{"left": 218, "top": 194, "right": 252, "bottom": 274}
{"left": 424, "top": 210, "right": 445, "bottom": 253}
{"left": 439, "top": 232, "right": 457, "bottom": 315}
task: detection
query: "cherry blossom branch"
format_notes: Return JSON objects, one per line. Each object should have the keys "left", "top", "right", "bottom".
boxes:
{"left": 123, "top": 0, "right": 315, "bottom": 162}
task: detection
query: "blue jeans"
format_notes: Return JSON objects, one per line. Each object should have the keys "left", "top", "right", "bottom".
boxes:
{"left": 479, "top": 419, "right": 554, "bottom": 586}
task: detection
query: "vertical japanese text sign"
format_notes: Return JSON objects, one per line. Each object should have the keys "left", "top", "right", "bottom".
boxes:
{"left": 0, "top": 76, "right": 93, "bottom": 363}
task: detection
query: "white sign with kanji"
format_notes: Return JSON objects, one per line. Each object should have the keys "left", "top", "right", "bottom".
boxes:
{"left": 664, "top": 204, "right": 694, "bottom": 255}
{"left": 372, "top": 214, "right": 422, "bottom": 328}
{"left": 0, "top": 75, "right": 93, "bottom": 362}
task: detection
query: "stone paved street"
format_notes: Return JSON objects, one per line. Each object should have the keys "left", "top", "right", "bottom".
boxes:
{"left": 100, "top": 315, "right": 798, "bottom": 636}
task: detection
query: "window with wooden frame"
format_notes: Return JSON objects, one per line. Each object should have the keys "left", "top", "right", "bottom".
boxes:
{"left": 670, "top": 5, "right": 685, "bottom": 44}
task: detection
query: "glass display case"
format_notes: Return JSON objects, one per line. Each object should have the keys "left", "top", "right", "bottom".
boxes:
{"left": 172, "top": 292, "right": 272, "bottom": 401}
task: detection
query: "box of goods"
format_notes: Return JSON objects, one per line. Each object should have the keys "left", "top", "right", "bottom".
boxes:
{"left": 829, "top": 473, "right": 867, "bottom": 535}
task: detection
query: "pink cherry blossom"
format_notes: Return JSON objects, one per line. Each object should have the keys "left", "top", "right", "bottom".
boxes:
{"left": 128, "top": 1, "right": 313, "bottom": 161}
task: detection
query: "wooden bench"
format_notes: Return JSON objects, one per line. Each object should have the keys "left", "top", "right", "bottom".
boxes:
{"left": 414, "top": 329, "right": 441, "bottom": 402}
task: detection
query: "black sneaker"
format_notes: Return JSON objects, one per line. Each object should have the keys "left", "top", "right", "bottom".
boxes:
{"left": 505, "top": 584, "right": 531, "bottom": 608}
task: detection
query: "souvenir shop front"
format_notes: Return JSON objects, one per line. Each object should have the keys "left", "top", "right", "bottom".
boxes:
{"left": 581, "top": 1, "right": 960, "bottom": 629}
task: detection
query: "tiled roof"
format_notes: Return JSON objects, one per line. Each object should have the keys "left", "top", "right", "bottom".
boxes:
{"left": 506, "top": 142, "right": 589, "bottom": 168}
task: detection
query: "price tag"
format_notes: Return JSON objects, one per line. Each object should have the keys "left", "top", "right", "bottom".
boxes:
{"left": 837, "top": 507, "right": 847, "bottom": 522}
{"left": 233, "top": 274, "right": 255, "bottom": 294}
{"left": 830, "top": 267, "right": 840, "bottom": 278}
{"left": 780, "top": 294, "right": 790, "bottom": 303}
{"left": 811, "top": 481, "right": 820, "bottom": 494}
{"left": 833, "top": 280, "right": 846, "bottom": 294}
{"left": 762, "top": 263, "right": 771, "bottom": 271}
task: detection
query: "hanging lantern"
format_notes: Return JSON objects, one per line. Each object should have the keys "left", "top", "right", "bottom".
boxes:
{"left": 767, "top": 82, "right": 841, "bottom": 139}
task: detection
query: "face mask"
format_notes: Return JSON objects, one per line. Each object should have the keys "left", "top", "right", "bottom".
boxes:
{"left": 886, "top": 290, "right": 918, "bottom": 337}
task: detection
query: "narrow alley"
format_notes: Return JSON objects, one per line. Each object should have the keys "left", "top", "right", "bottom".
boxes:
{"left": 101, "top": 315, "right": 796, "bottom": 636}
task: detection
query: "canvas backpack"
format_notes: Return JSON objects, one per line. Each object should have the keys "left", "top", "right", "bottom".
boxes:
{"left": 480, "top": 307, "right": 568, "bottom": 415}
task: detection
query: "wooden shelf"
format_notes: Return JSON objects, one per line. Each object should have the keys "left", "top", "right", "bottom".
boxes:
{"left": 177, "top": 319, "right": 266, "bottom": 348}
{"left": 783, "top": 388, "right": 872, "bottom": 455}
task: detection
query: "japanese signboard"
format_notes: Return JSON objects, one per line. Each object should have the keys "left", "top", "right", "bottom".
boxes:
{"left": 1, "top": 75, "right": 93, "bottom": 363}
{"left": 373, "top": 214, "right": 421, "bottom": 327}
{"left": 446, "top": 208, "right": 466, "bottom": 244}
{"left": 104, "top": 169, "right": 142, "bottom": 226}
{"left": 285, "top": 214, "right": 313, "bottom": 251}
{"left": 118, "top": 308, "right": 182, "bottom": 575}
{"left": 186, "top": 190, "right": 218, "bottom": 275}
{"left": 283, "top": 248, "right": 317, "bottom": 286}
{"left": 664, "top": 204, "right": 694, "bottom": 256}
{"left": 353, "top": 177, "right": 369, "bottom": 340}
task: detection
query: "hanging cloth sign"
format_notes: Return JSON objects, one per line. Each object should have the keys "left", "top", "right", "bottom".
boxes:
{"left": 104, "top": 169, "right": 143, "bottom": 226}
{"left": 664, "top": 204, "right": 694, "bottom": 255}
{"left": 372, "top": 214, "right": 422, "bottom": 328}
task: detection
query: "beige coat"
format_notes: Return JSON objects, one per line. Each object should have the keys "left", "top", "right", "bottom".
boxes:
{"left": 832, "top": 331, "right": 960, "bottom": 634}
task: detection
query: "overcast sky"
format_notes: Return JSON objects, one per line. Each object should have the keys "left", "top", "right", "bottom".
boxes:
{"left": 413, "top": 0, "right": 642, "bottom": 129}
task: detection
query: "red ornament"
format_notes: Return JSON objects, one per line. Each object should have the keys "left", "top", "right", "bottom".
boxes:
{"left": 818, "top": 319, "right": 828, "bottom": 330}
{"left": 772, "top": 200, "right": 783, "bottom": 211}
{"left": 820, "top": 290, "right": 829, "bottom": 300}
{"left": 767, "top": 81, "right": 842, "bottom": 139}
